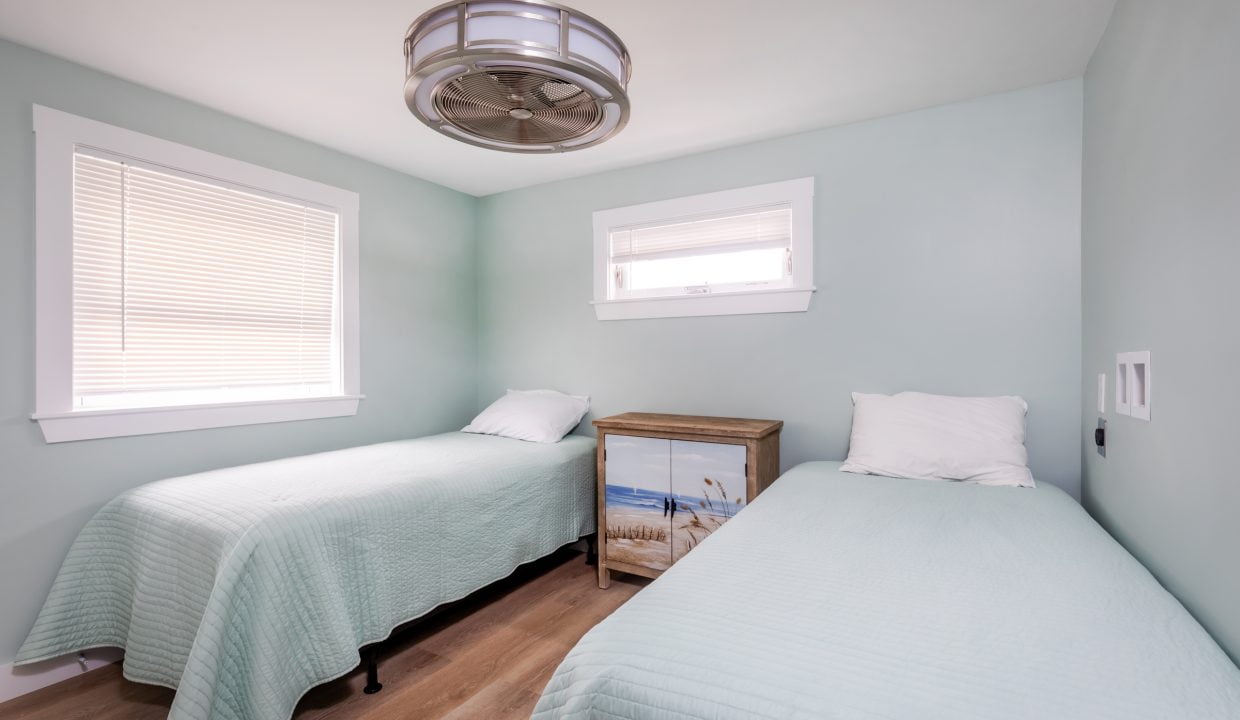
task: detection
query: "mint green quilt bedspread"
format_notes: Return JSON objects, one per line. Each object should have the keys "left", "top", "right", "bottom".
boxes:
{"left": 16, "top": 432, "right": 596, "bottom": 720}
{"left": 534, "top": 461, "right": 1240, "bottom": 719}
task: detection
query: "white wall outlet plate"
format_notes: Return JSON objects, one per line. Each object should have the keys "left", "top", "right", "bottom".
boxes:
{"left": 1115, "top": 351, "right": 1151, "bottom": 421}
{"left": 1128, "top": 351, "right": 1151, "bottom": 421}
{"left": 1115, "top": 356, "right": 1130, "bottom": 415}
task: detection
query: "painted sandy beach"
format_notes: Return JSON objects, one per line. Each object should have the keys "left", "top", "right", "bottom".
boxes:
{"left": 605, "top": 504, "right": 672, "bottom": 570}
{"left": 605, "top": 478, "right": 746, "bottom": 567}
{"left": 604, "top": 435, "right": 749, "bottom": 567}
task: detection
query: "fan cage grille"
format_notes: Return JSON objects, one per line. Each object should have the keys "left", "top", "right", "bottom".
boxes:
{"left": 433, "top": 67, "right": 604, "bottom": 145}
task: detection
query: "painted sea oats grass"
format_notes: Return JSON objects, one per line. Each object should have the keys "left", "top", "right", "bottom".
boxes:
{"left": 678, "top": 477, "right": 743, "bottom": 551}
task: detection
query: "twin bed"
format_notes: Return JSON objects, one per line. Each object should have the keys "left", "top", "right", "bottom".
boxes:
{"left": 534, "top": 462, "right": 1240, "bottom": 719}
{"left": 18, "top": 425, "right": 1240, "bottom": 719}
{"left": 16, "top": 431, "right": 596, "bottom": 720}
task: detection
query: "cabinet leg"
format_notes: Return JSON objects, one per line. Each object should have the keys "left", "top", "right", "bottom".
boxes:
{"left": 597, "top": 563, "right": 611, "bottom": 589}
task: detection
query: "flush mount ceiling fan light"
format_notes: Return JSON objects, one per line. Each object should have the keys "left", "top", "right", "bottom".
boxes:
{"left": 404, "top": 0, "right": 632, "bottom": 153}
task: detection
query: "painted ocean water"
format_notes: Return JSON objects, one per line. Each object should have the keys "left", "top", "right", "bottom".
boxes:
{"left": 606, "top": 484, "right": 738, "bottom": 518}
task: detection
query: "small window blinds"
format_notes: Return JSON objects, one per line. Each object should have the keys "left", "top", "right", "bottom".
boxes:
{"left": 71, "top": 151, "right": 340, "bottom": 409}
{"left": 591, "top": 176, "right": 813, "bottom": 320}
{"left": 608, "top": 204, "right": 791, "bottom": 264}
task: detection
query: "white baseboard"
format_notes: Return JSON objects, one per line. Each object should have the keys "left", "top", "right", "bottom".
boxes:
{"left": 0, "top": 648, "right": 123, "bottom": 704}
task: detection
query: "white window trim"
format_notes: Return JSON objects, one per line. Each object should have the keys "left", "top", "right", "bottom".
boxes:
{"left": 31, "top": 105, "right": 362, "bottom": 443}
{"left": 592, "top": 177, "right": 815, "bottom": 320}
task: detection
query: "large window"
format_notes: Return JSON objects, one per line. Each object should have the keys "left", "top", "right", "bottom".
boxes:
{"left": 592, "top": 178, "right": 815, "bottom": 320}
{"left": 33, "top": 106, "right": 360, "bottom": 442}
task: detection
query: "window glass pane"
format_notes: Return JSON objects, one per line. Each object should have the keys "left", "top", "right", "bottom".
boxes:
{"left": 625, "top": 247, "right": 786, "bottom": 291}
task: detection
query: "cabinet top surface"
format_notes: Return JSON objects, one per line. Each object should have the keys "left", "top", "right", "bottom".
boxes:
{"left": 593, "top": 412, "right": 783, "bottom": 439}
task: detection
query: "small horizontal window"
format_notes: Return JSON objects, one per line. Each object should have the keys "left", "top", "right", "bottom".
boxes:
{"left": 610, "top": 205, "right": 792, "bottom": 298}
{"left": 593, "top": 178, "right": 815, "bottom": 320}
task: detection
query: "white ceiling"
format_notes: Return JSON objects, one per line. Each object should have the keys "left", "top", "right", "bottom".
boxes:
{"left": 0, "top": 1, "right": 1114, "bottom": 196}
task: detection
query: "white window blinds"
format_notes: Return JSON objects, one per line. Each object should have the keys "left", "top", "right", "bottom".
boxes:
{"left": 606, "top": 204, "right": 794, "bottom": 297}
{"left": 609, "top": 204, "right": 791, "bottom": 263}
{"left": 591, "top": 176, "right": 813, "bottom": 320}
{"left": 72, "top": 151, "right": 341, "bottom": 409}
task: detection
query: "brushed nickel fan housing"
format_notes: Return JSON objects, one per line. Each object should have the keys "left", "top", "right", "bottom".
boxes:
{"left": 404, "top": 0, "right": 632, "bottom": 153}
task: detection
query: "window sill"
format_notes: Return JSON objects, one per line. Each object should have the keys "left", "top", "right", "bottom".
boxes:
{"left": 32, "top": 395, "right": 363, "bottom": 443}
{"left": 592, "top": 287, "right": 815, "bottom": 321}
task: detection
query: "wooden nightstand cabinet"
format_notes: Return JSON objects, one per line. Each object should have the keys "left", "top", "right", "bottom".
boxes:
{"left": 594, "top": 413, "right": 782, "bottom": 588}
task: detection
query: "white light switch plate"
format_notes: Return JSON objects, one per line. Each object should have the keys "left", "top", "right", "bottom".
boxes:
{"left": 1097, "top": 373, "right": 1106, "bottom": 414}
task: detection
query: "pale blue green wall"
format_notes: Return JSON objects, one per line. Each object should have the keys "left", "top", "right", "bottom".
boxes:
{"left": 1082, "top": 0, "right": 1240, "bottom": 662}
{"left": 0, "top": 39, "right": 479, "bottom": 665}
{"left": 0, "top": 39, "right": 1104, "bottom": 673}
{"left": 477, "top": 80, "right": 1084, "bottom": 494}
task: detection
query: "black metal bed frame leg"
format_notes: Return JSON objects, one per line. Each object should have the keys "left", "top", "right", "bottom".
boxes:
{"left": 585, "top": 532, "right": 598, "bottom": 565}
{"left": 363, "top": 646, "right": 383, "bottom": 695}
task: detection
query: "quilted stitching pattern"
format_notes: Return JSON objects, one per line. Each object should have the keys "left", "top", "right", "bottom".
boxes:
{"left": 533, "top": 462, "right": 1240, "bottom": 719}
{"left": 16, "top": 432, "right": 596, "bottom": 720}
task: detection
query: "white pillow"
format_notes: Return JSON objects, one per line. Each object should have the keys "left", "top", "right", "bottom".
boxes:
{"left": 462, "top": 389, "right": 590, "bottom": 443}
{"left": 840, "top": 391, "right": 1035, "bottom": 488}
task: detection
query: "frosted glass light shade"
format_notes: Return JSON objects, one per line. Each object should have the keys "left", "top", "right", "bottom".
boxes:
{"left": 404, "top": 0, "right": 631, "bottom": 152}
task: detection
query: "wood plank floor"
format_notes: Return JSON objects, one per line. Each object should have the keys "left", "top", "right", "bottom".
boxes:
{"left": 0, "top": 549, "right": 647, "bottom": 720}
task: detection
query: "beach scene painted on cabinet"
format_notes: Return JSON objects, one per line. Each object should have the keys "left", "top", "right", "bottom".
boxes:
{"left": 670, "top": 439, "right": 747, "bottom": 561}
{"left": 604, "top": 436, "right": 747, "bottom": 570}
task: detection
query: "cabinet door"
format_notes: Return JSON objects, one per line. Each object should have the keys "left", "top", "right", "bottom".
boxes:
{"left": 670, "top": 440, "right": 747, "bottom": 562}
{"left": 604, "top": 435, "right": 672, "bottom": 571}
